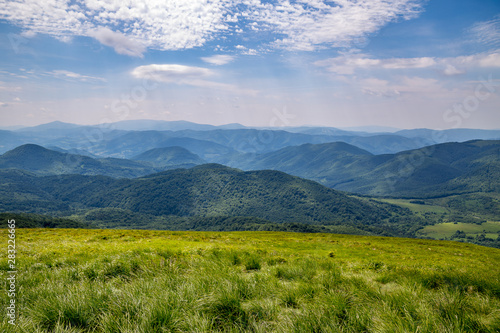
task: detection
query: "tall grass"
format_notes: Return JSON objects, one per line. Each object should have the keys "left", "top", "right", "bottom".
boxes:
{"left": 1, "top": 229, "right": 499, "bottom": 332}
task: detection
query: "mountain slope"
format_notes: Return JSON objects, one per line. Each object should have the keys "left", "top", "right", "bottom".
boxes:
{"left": 236, "top": 140, "right": 500, "bottom": 197}
{"left": 240, "top": 142, "right": 379, "bottom": 187}
{"left": 0, "top": 164, "right": 417, "bottom": 234}
{"left": 337, "top": 140, "right": 500, "bottom": 197}
{"left": 0, "top": 144, "right": 158, "bottom": 178}
{"left": 131, "top": 146, "right": 205, "bottom": 168}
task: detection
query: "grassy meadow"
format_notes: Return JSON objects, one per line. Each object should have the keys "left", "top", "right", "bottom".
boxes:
{"left": 1, "top": 228, "right": 500, "bottom": 332}
{"left": 419, "top": 222, "right": 500, "bottom": 240}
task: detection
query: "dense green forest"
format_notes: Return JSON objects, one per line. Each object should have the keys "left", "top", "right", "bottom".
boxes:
{"left": 0, "top": 165, "right": 429, "bottom": 237}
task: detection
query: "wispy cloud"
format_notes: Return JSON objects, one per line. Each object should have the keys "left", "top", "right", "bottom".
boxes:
{"left": 131, "top": 64, "right": 257, "bottom": 95}
{"left": 315, "top": 54, "right": 436, "bottom": 74}
{"left": 131, "top": 64, "right": 214, "bottom": 83}
{"left": 315, "top": 51, "right": 500, "bottom": 75}
{"left": 201, "top": 55, "right": 235, "bottom": 66}
{"left": 0, "top": 81, "right": 22, "bottom": 92}
{"left": 468, "top": 15, "right": 500, "bottom": 48}
{"left": 46, "top": 70, "right": 106, "bottom": 83}
{"left": 0, "top": 0, "right": 425, "bottom": 54}
{"left": 88, "top": 27, "right": 146, "bottom": 58}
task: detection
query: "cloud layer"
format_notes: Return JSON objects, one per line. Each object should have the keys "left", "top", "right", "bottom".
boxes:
{"left": 131, "top": 64, "right": 257, "bottom": 95}
{"left": 0, "top": 0, "right": 425, "bottom": 55}
{"left": 315, "top": 51, "right": 500, "bottom": 75}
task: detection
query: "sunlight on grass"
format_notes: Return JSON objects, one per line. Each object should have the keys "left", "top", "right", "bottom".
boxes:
{"left": 419, "top": 221, "right": 500, "bottom": 239}
{"left": 1, "top": 228, "right": 499, "bottom": 332}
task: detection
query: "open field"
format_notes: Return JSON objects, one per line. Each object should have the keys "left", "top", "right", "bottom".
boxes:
{"left": 1, "top": 228, "right": 500, "bottom": 332}
{"left": 418, "top": 222, "right": 500, "bottom": 240}
{"left": 376, "top": 198, "right": 450, "bottom": 215}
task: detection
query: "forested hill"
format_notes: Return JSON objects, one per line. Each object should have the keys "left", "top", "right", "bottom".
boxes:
{"left": 0, "top": 164, "right": 419, "bottom": 234}
{"left": 239, "top": 140, "right": 500, "bottom": 197}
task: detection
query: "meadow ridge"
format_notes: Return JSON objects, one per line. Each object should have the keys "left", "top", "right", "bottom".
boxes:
{"left": 1, "top": 228, "right": 499, "bottom": 332}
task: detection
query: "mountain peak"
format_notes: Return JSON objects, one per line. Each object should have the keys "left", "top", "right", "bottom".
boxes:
{"left": 17, "top": 121, "right": 81, "bottom": 132}
{"left": 6, "top": 143, "right": 52, "bottom": 154}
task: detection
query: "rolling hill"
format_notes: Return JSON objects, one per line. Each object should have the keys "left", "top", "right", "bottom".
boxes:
{"left": 0, "top": 144, "right": 158, "bottom": 178}
{"left": 131, "top": 146, "right": 205, "bottom": 168}
{"left": 237, "top": 140, "right": 500, "bottom": 197}
{"left": 0, "top": 164, "right": 420, "bottom": 235}
{"left": 239, "top": 142, "right": 377, "bottom": 187}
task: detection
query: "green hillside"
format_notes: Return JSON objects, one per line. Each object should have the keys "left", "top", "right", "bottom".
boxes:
{"left": 1, "top": 228, "right": 499, "bottom": 332}
{"left": 131, "top": 146, "right": 205, "bottom": 168}
{"left": 0, "top": 164, "right": 425, "bottom": 236}
{"left": 0, "top": 144, "right": 158, "bottom": 178}
{"left": 240, "top": 140, "right": 500, "bottom": 197}
{"left": 241, "top": 142, "right": 381, "bottom": 187}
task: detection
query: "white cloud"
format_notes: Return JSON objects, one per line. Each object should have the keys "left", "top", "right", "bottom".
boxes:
{"left": 443, "top": 65, "right": 465, "bottom": 76}
{"left": 20, "top": 30, "right": 37, "bottom": 38}
{"left": 46, "top": 70, "right": 106, "bottom": 83}
{"left": 201, "top": 55, "right": 235, "bottom": 66}
{"left": 315, "top": 54, "right": 436, "bottom": 74}
{"left": 0, "top": 0, "right": 230, "bottom": 52}
{"left": 131, "top": 64, "right": 257, "bottom": 95}
{"left": 241, "top": 0, "right": 424, "bottom": 51}
{"left": 88, "top": 27, "right": 145, "bottom": 57}
{"left": 0, "top": 0, "right": 425, "bottom": 54}
{"left": 131, "top": 64, "right": 214, "bottom": 83}
{"left": 381, "top": 57, "right": 436, "bottom": 69}
{"left": 358, "top": 76, "right": 445, "bottom": 98}
{"left": 476, "top": 52, "right": 500, "bottom": 67}
{"left": 315, "top": 51, "right": 500, "bottom": 75}
{"left": 234, "top": 45, "right": 259, "bottom": 56}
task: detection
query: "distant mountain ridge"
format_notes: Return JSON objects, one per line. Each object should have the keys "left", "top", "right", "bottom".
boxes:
{"left": 4, "top": 120, "right": 499, "bottom": 158}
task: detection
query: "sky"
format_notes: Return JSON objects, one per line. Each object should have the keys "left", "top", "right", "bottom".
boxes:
{"left": 0, "top": 0, "right": 499, "bottom": 129}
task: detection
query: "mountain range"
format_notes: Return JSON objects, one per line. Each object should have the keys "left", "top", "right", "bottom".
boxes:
{"left": 2, "top": 139, "right": 498, "bottom": 198}
{"left": 1, "top": 120, "right": 499, "bottom": 243}
{"left": 2, "top": 121, "right": 499, "bottom": 157}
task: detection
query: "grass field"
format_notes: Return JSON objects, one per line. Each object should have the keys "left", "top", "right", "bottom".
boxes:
{"left": 1, "top": 229, "right": 500, "bottom": 332}
{"left": 377, "top": 198, "right": 450, "bottom": 215}
{"left": 418, "top": 221, "right": 500, "bottom": 240}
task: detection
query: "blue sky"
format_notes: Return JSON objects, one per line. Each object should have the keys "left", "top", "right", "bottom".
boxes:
{"left": 0, "top": 0, "right": 499, "bottom": 129}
